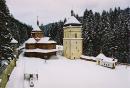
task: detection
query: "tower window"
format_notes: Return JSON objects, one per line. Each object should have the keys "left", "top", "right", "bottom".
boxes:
{"left": 75, "top": 33, "right": 77, "bottom": 38}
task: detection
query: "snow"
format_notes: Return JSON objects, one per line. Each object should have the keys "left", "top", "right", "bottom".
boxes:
{"left": 17, "top": 43, "right": 25, "bottom": 50}
{"left": 38, "top": 37, "right": 50, "bottom": 42}
{"left": 65, "top": 16, "right": 81, "bottom": 25}
{"left": 38, "top": 37, "right": 56, "bottom": 43}
{"left": 96, "top": 53, "right": 107, "bottom": 59}
{"left": 96, "top": 53, "right": 117, "bottom": 63}
{"left": 25, "top": 38, "right": 37, "bottom": 44}
{"left": 10, "top": 38, "right": 18, "bottom": 43}
{"left": 6, "top": 54, "right": 130, "bottom": 88}
{"left": 24, "top": 60, "right": 38, "bottom": 74}
{"left": 25, "top": 37, "right": 56, "bottom": 44}
{"left": 32, "top": 26, "right": 41, "bottom": 31}
{"left": 80, "top": 55, "right": 96, "bottom": 60}
{"left": 0, "top": 79, "right": 2, "bottom": 83}
{"left": 25, "top": 49, "right": 58, "bottom": 53}
{"left": 56, "top": 45, "right": 63, "bottom": 51}
{"left": 1, "top": 60, "right": 9, "bottom": 66}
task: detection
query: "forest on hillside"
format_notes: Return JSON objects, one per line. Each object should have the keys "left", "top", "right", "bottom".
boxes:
{"left": 0, "top": 0, "right": 129, "bottom": 63}
{"left": 40, "top": 21, "right": 64, "bottom": 45}
{"left": 81, "top": 7, "right": 130, "bottom": 63}
{"left": 0, "top": 0, "right": 32, "bottom": 61}
{"left": 40, "top": 7, "right": 130, "bottom": 63}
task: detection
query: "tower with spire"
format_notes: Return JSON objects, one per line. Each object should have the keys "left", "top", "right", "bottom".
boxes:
{"left": 63, "top": 11, "right": 83, "bottom": 59}
{"left": 37, "top": 16, "right": 39, "bottom": 26}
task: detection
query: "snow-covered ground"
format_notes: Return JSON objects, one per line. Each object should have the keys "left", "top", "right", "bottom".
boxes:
{"left": 6, "top": 54, "right": 130, "bottom": 88}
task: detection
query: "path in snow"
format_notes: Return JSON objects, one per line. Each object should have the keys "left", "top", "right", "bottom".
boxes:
{"left": 6, "top": 55, "right": 130, "bottom": 88}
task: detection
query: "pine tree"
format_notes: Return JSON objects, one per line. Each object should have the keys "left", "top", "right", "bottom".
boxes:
{"left": 0, "top": 0, "right": 32, "bottom": 61}
{"left": 82, "top": 10, "right": 95, "bottom": 56}
{"left": 0, "top": 1, "right": 13, "bottom": 60}
{"left": 93, "top": 12, "right": 101, "bottom": 56}
{"left": 100, "top": 11, "right": 112, "bottom": 56}
{"left": 40, "top": 21, "right": 64, "bottom": 45}
{"left": 0, "top": 0, "right": 9, "bottom": 15}
{"left": 7, "top": 16, "right": 33, "bottom": 44}
{"left": 81, "top": 7, "right": 129, "bottom": 63}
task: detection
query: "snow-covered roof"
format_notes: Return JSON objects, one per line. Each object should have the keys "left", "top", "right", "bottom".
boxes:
{"left": 25, "top": 49, "right": 58, "bottom": 53}
{"left": 37, "top": 37, "right": 56, "bottom": 43}
{"left": 25, "top": 37, "right": 56, "bottom": 44}
{"left": 10, "top": 38, "right": 18, "bottom": 43}
{"left": 65, "top": 16, "right": 81, "bottom": 25}
{"left": 38, "top": 37, "right": 50, "bottom": 42}
{"left": 32, "top": 26, "right": 41, "bottom": 31}
{"left": 96, "top": 53, "right": 106, "bottom": 59}
{"left": 80, "top": 55, "right": 96, "bottom": 61}
{"left": 25, "top": 38, "right": 37, "bottom": 44}
{"left": 96, "top": 53, "right": 117, "bottom": 63}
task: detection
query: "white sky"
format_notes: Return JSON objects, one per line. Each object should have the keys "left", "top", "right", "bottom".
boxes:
{"left": 6, "top": 0, "right": 130, "bottom": 27}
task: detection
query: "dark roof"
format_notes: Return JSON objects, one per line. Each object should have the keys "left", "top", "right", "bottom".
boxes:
{"left": 64, "top": 23, "right": 81, "bottom": 27}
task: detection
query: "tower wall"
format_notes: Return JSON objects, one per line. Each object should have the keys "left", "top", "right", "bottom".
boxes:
{"left": 63, "top": 26, "right": 83, "bottom": 59}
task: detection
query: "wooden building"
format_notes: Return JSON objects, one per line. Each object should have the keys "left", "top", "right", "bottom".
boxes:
{"left": 24, "top": 26, "right": 57, "bottom": 59}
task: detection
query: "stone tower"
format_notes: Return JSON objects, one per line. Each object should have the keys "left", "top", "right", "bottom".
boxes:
{"left": 63, "top": 15, "right": 83, "bottom": 59}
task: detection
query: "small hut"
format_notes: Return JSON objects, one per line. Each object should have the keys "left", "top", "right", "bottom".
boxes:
{"left": 96, "top": 53, "right": 118, "bottom": 69}
{"left": 10, "top": 38, "right": 18, "bottom": 58}
{"left": 10, "top": 38, "right": 18, "bottom": 48}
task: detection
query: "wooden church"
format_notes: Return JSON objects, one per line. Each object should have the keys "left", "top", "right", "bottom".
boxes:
{"left": 24, "top": 26, "right": 57, "bottom": 59}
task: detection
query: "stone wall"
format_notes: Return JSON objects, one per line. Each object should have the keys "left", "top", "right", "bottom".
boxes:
{"left": 63, "top": 26, "right": 83, "bottom": 59}
{"left": 0, "top": 59, "right": 16, "bottom": 88}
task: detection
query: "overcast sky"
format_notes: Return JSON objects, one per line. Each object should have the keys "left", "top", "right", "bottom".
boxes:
{"left": 6, "top": 0, "right": 130, "bottom": 27}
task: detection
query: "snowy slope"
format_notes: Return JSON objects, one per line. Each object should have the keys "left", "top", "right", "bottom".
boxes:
{"left": 6, "top": 54, "right": 130, "bottom": 88}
